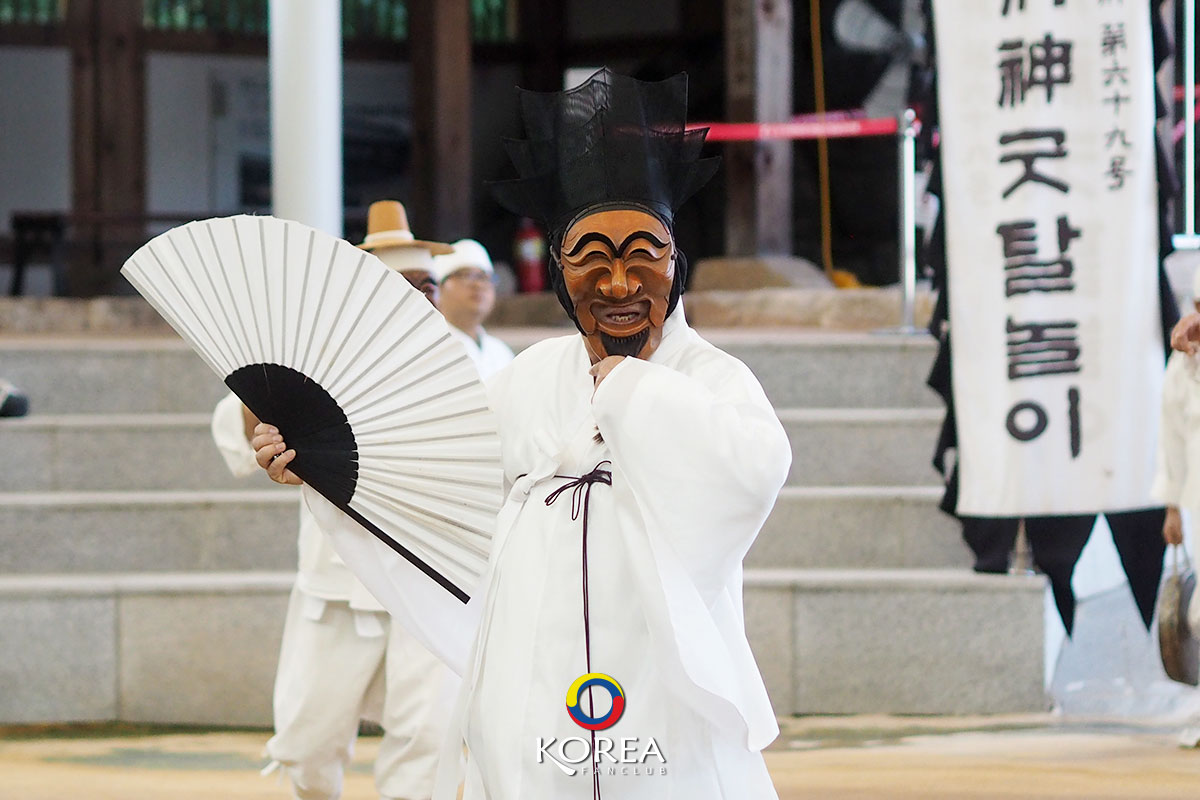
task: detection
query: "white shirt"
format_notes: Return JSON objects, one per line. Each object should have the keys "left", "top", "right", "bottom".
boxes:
{"left": 1152, "top": 351, "right": 1200, "bottom": 513}
{"left": 447, "top": 325, "right": 514, "bottom": 379}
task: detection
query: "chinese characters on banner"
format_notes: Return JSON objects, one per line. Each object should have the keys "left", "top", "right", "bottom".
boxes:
{"left": 932, "top": 0, "right": 1163, "bottom": 516}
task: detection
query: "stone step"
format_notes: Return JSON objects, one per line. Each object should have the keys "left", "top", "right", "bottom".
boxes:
{"left": 0, "top": 330, "right": 940, "bottom": 413}
{"left": 749, "top": 486, "right": 968, "bottom": 569}
{"left": 0, "top": 413, "right": 254, "bottom": 492}
{"left": 0, "top": 490, "right": 299, "bottom": 574}
{"left": 781, "top": 408, "right": 943, "bottom": 486}
{"left": 0, "top": 571, "right": 291, "bottom": 725}
{"left": 0, "top": 485, "right": 962, "bottom": 574}
{"left": 743, "top": 568, "right": 1048, "bottom": 715}
{"left": 0, "top": 408, "right": 945, "bottom": 491}
{"left": 0, "top": 567, "right": 1045, "bottom": 724}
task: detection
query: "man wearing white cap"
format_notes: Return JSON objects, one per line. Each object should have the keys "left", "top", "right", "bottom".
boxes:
{"left": 212, "top": 200, "right": 457, "bottom": 800}
{"left": 432, "top": 239, "right": 514, "bottom": 378}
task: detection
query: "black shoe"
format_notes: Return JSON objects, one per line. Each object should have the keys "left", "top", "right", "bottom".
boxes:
{"left": 0, "top": 380, "right": 29, "bottom": 417}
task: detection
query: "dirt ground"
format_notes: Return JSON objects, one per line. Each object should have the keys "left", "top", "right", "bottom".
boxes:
{"left": 1, "top": 714, "right": 1197, "bottom": 800}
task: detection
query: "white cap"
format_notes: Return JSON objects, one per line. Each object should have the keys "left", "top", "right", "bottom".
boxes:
{"left": 432, "top": 239, "right": 494, "bottom": 283}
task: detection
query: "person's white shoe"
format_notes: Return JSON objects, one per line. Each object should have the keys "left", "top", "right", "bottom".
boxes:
{"left": 1179, "top": 727, "right": 1200, "bottom": 748}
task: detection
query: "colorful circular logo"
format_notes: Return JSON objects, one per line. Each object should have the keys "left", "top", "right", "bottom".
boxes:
{"left": 565, "top": 672, "right": 626, "bottom": 731}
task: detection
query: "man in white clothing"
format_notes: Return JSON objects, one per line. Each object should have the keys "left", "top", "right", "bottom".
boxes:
{"left": 255, "top": 70, "right": 791, "bottom": 799}
{"left": 217, "top": 200, "right": 457, "bottom": 800}
{"left": 1153, "top": 266, "right": 1200, "bottom": 748}
{"left": 432, "top": 239, "right": 514, "bottom": 378}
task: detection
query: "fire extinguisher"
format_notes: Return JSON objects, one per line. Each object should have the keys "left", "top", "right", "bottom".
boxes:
{"left": 513, "top": 217, "right": 547, "bottom": 293}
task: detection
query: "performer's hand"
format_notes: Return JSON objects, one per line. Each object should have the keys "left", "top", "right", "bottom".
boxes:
{"left": 1164, "top": 505, "right": 1184, "bottom": 546}
{"left": 589, "top": 355, "right": 626, "bottom": 391}
{"left": 1170, "top": 312, "right": 1200, "bottom": 355}
{"left": 251, "top": 422, "right": 303, "bottom": 485}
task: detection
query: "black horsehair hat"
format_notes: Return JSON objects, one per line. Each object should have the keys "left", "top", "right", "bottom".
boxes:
{"left": 489, "top": 68, "right": 720, "bottom": 243}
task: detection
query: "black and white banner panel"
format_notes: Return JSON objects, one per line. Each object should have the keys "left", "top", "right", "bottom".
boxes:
{"left": 933, "top": 0, "right": 1162, "bottom": 516}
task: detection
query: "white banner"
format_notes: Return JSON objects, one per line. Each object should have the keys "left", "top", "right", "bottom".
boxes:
{"left": 934, "top": 0, "right": 1163, "bottom": 517}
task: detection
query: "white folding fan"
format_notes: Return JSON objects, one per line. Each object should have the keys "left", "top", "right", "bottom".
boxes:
{"left": 121, "top": 215, "right": 503, "bottom": 603}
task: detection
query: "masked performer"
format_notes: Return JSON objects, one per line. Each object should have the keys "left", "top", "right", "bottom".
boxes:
{"left": 256, "top": 70, "right": 791, "bottom": 799}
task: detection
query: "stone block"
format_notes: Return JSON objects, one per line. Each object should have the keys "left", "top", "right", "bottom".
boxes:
{"left": 0, "top": 414, "right": 241, "bottom": 492}
{"left": 750, "top": 487, "right": 969, "bottom": 570}
{"left": 684, "top": 287, "right": 935, "bottom": 331}
{"left": 690, "top": 256, "right": 832, "bottom": 291}
{"left": 744, "top": 585, "right": 794, "bottom": 716}
{"left": 780, "top": 409, "right": 943, "bottom": 486}
{"left": 0, "top": 591, "right": 117, "bottom": 722}
{"left": 775, "top": 569, "right": 1048, "bottom": 714}
{"left": 117, "top": 579, "right": 289, "bottom": 726}
{"left": 0, "top": 491, "right": 299, "bottom": 574}
{"left": 0, "top": 330, "right": 945, "bottom": 412}
{"left": 709, "top": 332, "right": 940, "bottom": 409}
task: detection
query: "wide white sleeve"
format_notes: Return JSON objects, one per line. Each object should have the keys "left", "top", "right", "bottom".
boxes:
{"left": 211, "top": 392, "right": 259, "bottom": 478}
{"left": 591, "top": 355, "right": 791, "bottom": 596}
{"left": 1152, "top": 356, "right": 1188, "bottom": 507}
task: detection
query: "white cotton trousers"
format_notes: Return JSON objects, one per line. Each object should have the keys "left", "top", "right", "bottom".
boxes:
{"left": 267, "top": 586, "right": 455, "bottom": 800}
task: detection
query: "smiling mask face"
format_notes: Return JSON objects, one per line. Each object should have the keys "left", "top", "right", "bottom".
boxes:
{"left": 559, "top": 208, "right": 675, "bottom": 363}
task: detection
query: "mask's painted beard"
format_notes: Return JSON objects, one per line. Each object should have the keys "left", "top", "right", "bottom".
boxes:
{"left": 600, "top": 329, "right": 650, "bottom": 358}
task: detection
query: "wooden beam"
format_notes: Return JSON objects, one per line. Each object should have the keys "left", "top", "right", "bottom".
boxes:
{"left": 409, "top": 0, "right": 473, "bottom": 240}
{"left": 724, "top": 0, "right": 793, "bottom": 255}
{"left": 0, "top": 22, "right": 66, "bottom": 47}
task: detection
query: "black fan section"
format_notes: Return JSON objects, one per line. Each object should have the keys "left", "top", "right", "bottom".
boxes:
{"left": 226, "top": 363, "right": 358, "bottom": 507}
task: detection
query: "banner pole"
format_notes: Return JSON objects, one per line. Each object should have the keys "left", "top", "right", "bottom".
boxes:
{"left": 900, "top": 108, "right": 918, "bottom": 331}
{"left": 876, "top": 109, "right": 924, "bottom": 336}
{"left": 1176, "top": 0, "right": 1200, "bottom": 249}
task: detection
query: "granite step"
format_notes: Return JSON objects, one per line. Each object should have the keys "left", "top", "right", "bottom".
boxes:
{"left": 0, "top": 413, "right": 251, "bottom": 492}
{"left": 0, "top": 490, "right": 299, "bottom": 574}
{"left": 750, "top": 486, "right": 968, "bottom": 569}
{"left": 0, "top": 571, "right": 291, "bottom": 725}
{"left": 0, "top": 408, "right": 944, "bottom": 491}
{"left": 0, "top": 486, "right": 964, "bottom": 573}
{"left": 0, "top": 330, "right": 941, "bottom": 413}
{"left": 780, "top": 408, "right": 943, "bottom": 487}
{"left": 0, "top": 566, "right": 1045, "bottom": 725}
{"left": 744, "top": 567, "right": 1048, "bottom": 715}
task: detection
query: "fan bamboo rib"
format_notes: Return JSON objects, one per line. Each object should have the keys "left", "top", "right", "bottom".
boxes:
{"left": 121, "top": 215, "right": 503, "bottom": 602}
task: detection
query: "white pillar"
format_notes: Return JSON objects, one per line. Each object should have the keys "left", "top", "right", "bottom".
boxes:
{"left": 269, "top": 0, "right": 343, "bottom": 237}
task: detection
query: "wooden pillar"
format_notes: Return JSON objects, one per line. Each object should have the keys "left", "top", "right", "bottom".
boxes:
{"left": 67, "top": 0, "right": 99, "bottom": 295}
{"left": 409, "top": 0, "right": 473, "bottom": 240}
{"left": 724, "top": 0, "right": 793, "bottom": 255}
{"left": 68, "top": 0, "right": 145, "bottom": 295}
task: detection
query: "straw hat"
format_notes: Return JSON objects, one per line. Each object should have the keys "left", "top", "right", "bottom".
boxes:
{"left": 358, "top": 200, "right": 453, "bottom": 256}
{"left": 432, "top": 238, "right": 495, "bottom": 283}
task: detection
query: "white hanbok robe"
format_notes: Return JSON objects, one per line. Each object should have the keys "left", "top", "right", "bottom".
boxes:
{"left": 307, "top": 309, "right": 792, "bottom": 799}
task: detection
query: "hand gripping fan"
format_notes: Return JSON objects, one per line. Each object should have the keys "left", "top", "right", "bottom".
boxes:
{"left": 121, "top": 215, "right": 502, "bottom": 603}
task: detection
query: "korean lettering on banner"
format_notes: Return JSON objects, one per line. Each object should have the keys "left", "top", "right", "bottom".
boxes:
{"left": 995, "top": 0, "right": 1087, "bottom": 461}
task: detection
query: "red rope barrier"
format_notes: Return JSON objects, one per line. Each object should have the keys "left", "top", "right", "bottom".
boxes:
{"left": 690, "top": 115, "right": 902, "bottom": 142}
